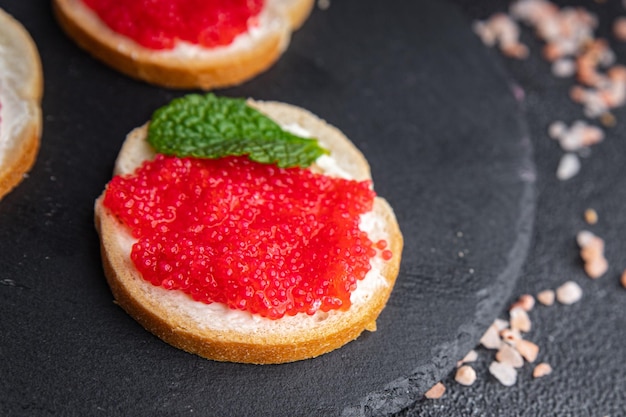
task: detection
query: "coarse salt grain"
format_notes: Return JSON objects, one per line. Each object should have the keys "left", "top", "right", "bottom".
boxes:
{"left": 489, "top": 361, "right": 518, "bottom": 386}
{"left": 556, "top": 281, "right": 583, "bottom": 305}
{"left": 613, "top": 16, "right": 626, "bottom": 42}
{"left": 552, "top": 58, "right": 576, "bottom": 77}
{"left": 494, "top": 318, "right": 510, "bottom": 331}
{"left": 455, "top": 365, "right": 477, "bottom": 386}
{"left": 510, "top": 307, "right": 532, "bottom": 333}
{"left": 481, "top": 324, "right": 502, "bottom": 350}
{"left": 516, "top": 339, "right": 540, "bottom": 363}
{"left": 556, "top": 153, "right": 580, "bottom": 180}
{"left": 537, "top": 289, "right": 555, "bottom": 306}
{"left": 500, "top": 328, "right": 522, "bottom": 346}
{"left": 496, "top": 343, "right": 525, "bottom": 368}
{"left": 584, "top": 208, "right": 598, "bottom": 224}
{"left": 511, "top": 294, "right": 535, "bottom": 312}
{"left": 584, "top": 256, "right": 608, "bottom": 279}
{"left": 533, "top": 362, "right": 553, "bottom": 378}
{"left": 424, "top": 382, "right": 446, "bottom": 399}
{"left": 317, "top": 0, "right": 330, "bottom": 10}
{"left": 576, "top": 230, "right": 595, "bottom": 247}
{"left": 548, "top": 120, "right": 567, "bottom": 139}
{"left": 577, "top": 232, "right": 608, "bottom": 279}
{"left": 461, "top": 349, "right": 478, "bottom": 364}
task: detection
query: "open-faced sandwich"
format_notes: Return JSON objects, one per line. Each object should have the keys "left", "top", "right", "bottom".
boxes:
{"left": 95, "top": 94, "right": 403, "bottom": 364}
{"left": 53, "top": 0, "right": 314, "bottom": 89}
{"left": 0, "top": 8, "right": 43, "bottom": 200}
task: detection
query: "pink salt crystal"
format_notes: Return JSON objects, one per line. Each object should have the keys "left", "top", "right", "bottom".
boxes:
{"left": 556, "top": 153, "right": 580, "bottom": 180}
{"left": 548, "top": 120, "right": 567, "bottom": 139}
{"left": 473, "top": 21, "right": 497, "bottom": 46}
{"left": 584, "top": 256, "right": 608, "bottom": 279}
{"left": 580, "top": 236, "right": 604, "bottom": 261}
{"left": 580, "top": 125, "right": 604, "bottom": 147}
{"left": 494, "top": 318, "right": 510, "bottom": 331}
{"left": 457, "top": 349, "right": 479, "bottom": 367}
{"left": 584, "top": 208, "right": 598, "bottom": 225}
{"left": 480, "top": 324, "right": 502, "bottom": 350}
{"left": 461, "top": 349, "right": 478, "bottom": 364}
{"left": 556, "top": 281, "right": 583, "bottom": 305}
{"left": 614, "top": 17, "right": 626, "bottom": 42}
{"left": 516, "top": 339, "right": 540, "bottom": 363}
{"left": 424, "top": 382, "right": 446, "bottom": 399}
{"left": 511, "top": 294, "right": 535, "bottom": 312}
{"left": 533, "top": 362, "right": 553, "bottom": 378}
{"left": 577, "top": 230, "right": 595, "bottom": 248}
{"left": 496, "top": 343, "right": 524, "bottom": 368}
{"left": 537, "top": 289, "right": 555, "bottom": 306}
{"left": 500, "top": 328, "right": 522, "bottom": 346}
{"left": 621, "top": 270, "right": 626, "bottom": 289}
{"left": 510, "top": 307, "right": 532, "bottom": 333}
{"left": 552, "top": 58, "right": 576, "bottom": 77}
{"left": 455, "top": 365, "right": 477, "bottom": 386}
{"left": 489, "top": 361, "right": 518, "bottom": 386}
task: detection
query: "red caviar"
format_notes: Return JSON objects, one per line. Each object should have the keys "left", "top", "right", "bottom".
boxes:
{"left": 82, "top": 0, "right": 264, "bottom": 50}
{"left": 104, "top": 155, "right": 391, "bottom": 319}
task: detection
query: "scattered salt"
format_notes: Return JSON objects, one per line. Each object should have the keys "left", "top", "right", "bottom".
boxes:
{"left": 537, "top": 289, "right": 555, "bottom": 306}
{"left": 584, "top": 208, "right": 598, "bottom": 225}
{"left": 556, "top": 281, "right": 583, "bottom": 305}
{"left": 510, "top": 294, "right": 535, "bottom": 312}
{"left": 533, "top": 362, "right": 553, "bottom": 378}
{"left": 510, "top": 307, "right": 532, "bottom": 333}
{"left": 552, "top": 58, "right": 576, "bottom": 77}
{"left": 424, "top": 382, "right": 446, "bottom": 399}
{"left": 455, "top": 365, "right": 477, "bottom": 386}
{"left": 556, "top": 153, "right": 580, "bottom": 180}
{"left": 489, "top": 361, "right": 518, "bottom": 386}
{"left": 480, "top": 324, "right": 502, "bottom": 350}
{"left": 496, "top": 343, "right": 524, "bottom": 368}
{"left": 516, "top": 339, "right": 540, "bottom": 363}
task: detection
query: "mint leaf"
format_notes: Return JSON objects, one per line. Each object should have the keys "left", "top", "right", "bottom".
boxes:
{"left": 147, "top": 94, "right": 329, "bottom": 168}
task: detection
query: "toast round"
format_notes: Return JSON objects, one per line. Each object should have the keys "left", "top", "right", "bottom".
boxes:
{"left": 95, "top": 100, "right": 403, "bottom": 364}
{"left": 0, "top": 8, "right": 43, "bottom": 200}
{"left": 52, "top": 0, "right": 314, "bottom": 90}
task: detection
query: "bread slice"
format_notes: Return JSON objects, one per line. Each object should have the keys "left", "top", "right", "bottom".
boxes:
{"left": 0, "top": 8, "right": 43, "bottom": 200}
{"left": 52, "top": 0, "right": 314, "bottom": 89}
{"left": 95, "top": 100, "right": 403, "bottom": 364}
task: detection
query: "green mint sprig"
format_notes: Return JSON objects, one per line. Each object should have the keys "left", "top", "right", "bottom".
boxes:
{"left": 147, "top": 94, "right": 329, "bottom": 168}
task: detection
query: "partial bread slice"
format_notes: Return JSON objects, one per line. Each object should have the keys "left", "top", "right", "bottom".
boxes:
{"left": 52, "top": 0, "right": 314, "bottom": 89}
{"left": 95, "top": 100, "right": 403, "bottom": 364}
{"left": 0, "top": 8, "right": 43, "bottom": 200}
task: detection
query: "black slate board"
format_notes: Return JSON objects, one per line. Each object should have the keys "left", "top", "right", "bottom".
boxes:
{"left": 400, "top": 1, "right": 626, "bottom": 415}
{"left": 0, "top": 1, "right": 534, "bottom": 415}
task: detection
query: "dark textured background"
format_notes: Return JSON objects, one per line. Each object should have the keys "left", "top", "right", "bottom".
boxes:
{"left": 400, "top": 0, "right": 626, "bottom": 416}
{"left": 0, "top": 0, "right": 623, "bottom": 416}
{"left": 0, "top": 1, "right": 534, "bottom": 415}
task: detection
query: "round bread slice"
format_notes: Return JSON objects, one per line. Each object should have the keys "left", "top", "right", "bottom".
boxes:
{"left": 94, "top": 100, "right": 403, "bottom": 364}
{"left": 0, "top": 8, "right": 43, "bottom": 200}
{"left": 52, "top": 0, "right": 314, "bottom": 90}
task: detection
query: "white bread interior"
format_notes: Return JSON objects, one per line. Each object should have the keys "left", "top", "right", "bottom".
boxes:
{"left": 95, "top": 100, "right": 403, "bottom": 364}
{"left": 0, "top": 8, "right": 42, "bottom": 200}
{"left": 52, "top": 0, "right": 315, "bottom": 89}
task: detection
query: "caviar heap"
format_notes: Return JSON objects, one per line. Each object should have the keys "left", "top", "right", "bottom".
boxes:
{"left": 82, "top": 0, "right": 264, "bottom": 49}
{"left": 104, "top": 155, "right": 392, "bottom": 319}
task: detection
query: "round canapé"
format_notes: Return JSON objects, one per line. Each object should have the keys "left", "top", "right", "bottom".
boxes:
{"left": 0, "top": 8, "right": 43, "bottom": 200}
{"left": 52, "top": 0, "right": 315, "bottom": 89}
{"left": 95, "top": 100, "right": 403, "bottom": 364}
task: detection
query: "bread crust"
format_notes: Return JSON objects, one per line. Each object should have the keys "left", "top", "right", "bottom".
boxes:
{"left": 95, "top": 100, "right": 403, "bottom": 364}
{"left": 0, "top": 8, "right": 43, "bottom": 200}
{"left": 52, "top": 0, "right": 313, "bottom": 89}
